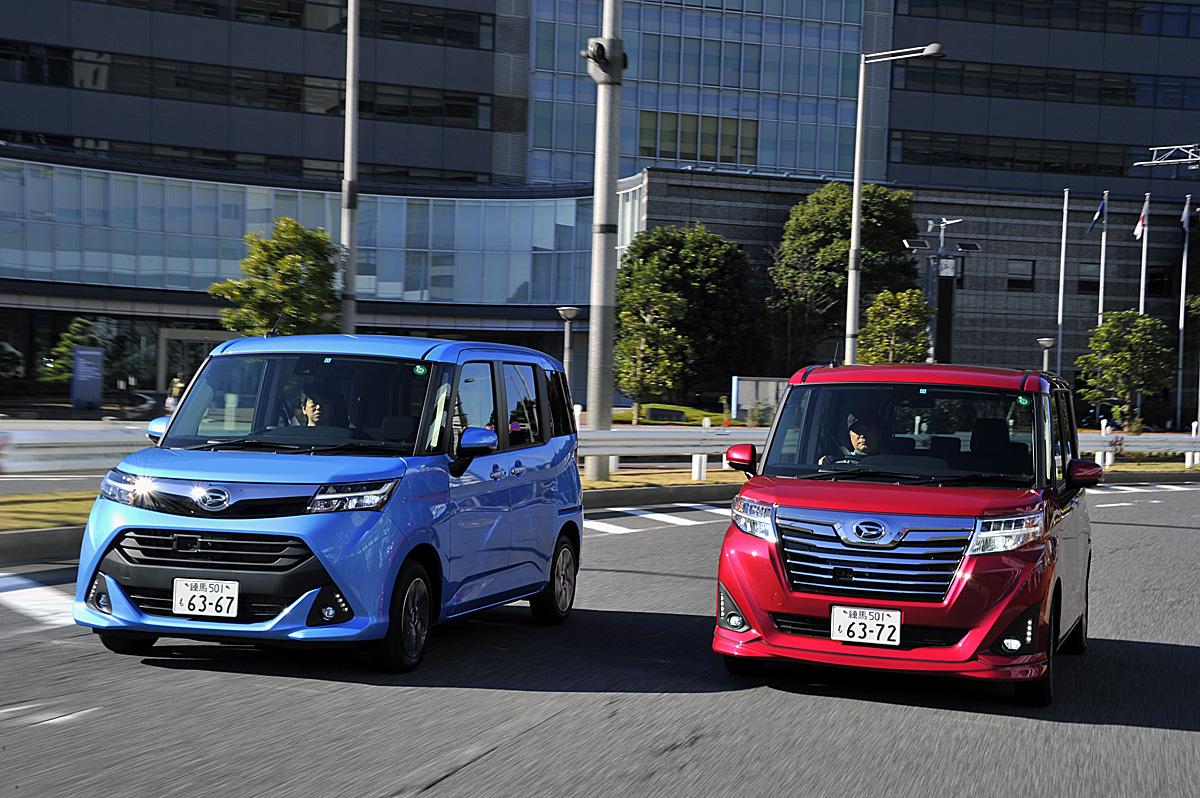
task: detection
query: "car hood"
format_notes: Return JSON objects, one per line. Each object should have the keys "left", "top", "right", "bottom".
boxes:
{"left": 117, "top": 446, "right": 408, "bottom": 485}
{"left": 741, "top": 476, "right": 1043, "bottom": 519}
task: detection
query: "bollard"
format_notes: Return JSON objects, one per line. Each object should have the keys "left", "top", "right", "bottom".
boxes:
{"left": 691, "top": 454, "right": 707, "bottom": 481}
{"left": 1095, "top": 451, "right": 1105, "bottom": 466}
{"left": 1104, "top": 451, "right": 1114, "bottom": 467}
{"left": 573, "top": 403, "right": 583, "bottom": 432}
{"left": 609, "top": 455, "right": 620, "bottom": 472}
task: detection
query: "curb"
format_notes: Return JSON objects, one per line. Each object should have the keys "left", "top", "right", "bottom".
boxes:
{"left": 1101, "top": 471, "right": 1199, "bottom": 484}
{"left": 0, "top": 525, "right": 84, "bottom": 566}
{"left": 582, "top": 481, "right": 743, "bottom": 509}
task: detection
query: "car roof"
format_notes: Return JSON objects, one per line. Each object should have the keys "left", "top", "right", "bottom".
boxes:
{"left": 790, "top": 363, "right": 1064, "bottom": 393}
{"left": 210, "top": 334, "right": 562, "bottom": 370}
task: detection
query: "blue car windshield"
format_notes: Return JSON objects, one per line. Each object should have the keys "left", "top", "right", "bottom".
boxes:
{"left": 161, "top": 353, "right": 452, "bottom": 455}
{"left": 762, "top": 383, "right": 1040, "bottom": 485}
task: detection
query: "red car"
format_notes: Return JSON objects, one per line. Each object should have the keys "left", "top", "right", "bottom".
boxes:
{"left": 714, "top": 364, "right": 1100, "bottom": 705}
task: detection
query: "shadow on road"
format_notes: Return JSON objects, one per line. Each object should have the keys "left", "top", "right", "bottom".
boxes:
{"left": 142, "top": 606, "right": 747, "bottom": 695}
{"left": 760, "top": 637, "right": 1200, "bottom": 732}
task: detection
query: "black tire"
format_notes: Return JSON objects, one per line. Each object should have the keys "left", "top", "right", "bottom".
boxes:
{"left": 98, "top": 631, "right": 158, "bottom": 656}
{"left": 723, "top": 655, "right": 764, "bottom": 677}
{"left": 530, "top": 535, "right": 577, "bottom": 625}
{"left": 1060, "top": 565, "right": 1089, "bottom": 656}
{"left": 1014, "top": 604, "right": 1057, "bottom": 707}
{"left": 376, "top": 560, "right": 434, "bottom": 672}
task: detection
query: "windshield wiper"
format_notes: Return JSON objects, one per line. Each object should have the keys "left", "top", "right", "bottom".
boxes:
{"left": 910, "top": 472, "right": 1033, "bottom": 486}
{"left": 179, "top": 436, "right": 307, "bottom": 451}
{"left": 292, "top": 441, "right": 411, "bottom": 456}
{"left": 795, "top": 467, "right": 928, "bottom": 482}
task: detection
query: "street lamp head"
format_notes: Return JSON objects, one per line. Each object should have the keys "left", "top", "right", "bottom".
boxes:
{"left": 556, "top": 306, "right": 581, "bottom": 321}
{"left": 921, "top": 42, "right": 946, "bottom": 59}
{"left": 1036, "top": 337, "right": 1055, "bottom": 351}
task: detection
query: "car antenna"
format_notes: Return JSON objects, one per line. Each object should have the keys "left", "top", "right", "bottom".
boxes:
{"left": 266, "top": 309, "right": 288, "bottom": 338}
{"left": 829, "top": 340, "right": 841, "bottom": 367}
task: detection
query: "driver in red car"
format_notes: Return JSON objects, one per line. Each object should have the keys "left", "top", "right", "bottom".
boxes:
{"left": 820, "top": 412, "right": 882, "bottom": 466}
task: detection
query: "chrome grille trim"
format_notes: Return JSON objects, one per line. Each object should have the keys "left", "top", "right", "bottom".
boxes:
{"left": 774, "top": 507, "right": 974, "bottom": 603}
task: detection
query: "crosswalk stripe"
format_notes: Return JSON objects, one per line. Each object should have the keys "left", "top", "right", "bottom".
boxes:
{"left": 0, "top": 575, "right": 76, "bottom": 627}
{"left": 583, "top": 520, "right": 637, "bottom": 535}
{"left": 608, "top": 507, "right": 702, "bottom": 526}
{"left": 31, "top": 708, "right": 99, "bottom": 727}
{"left": 672, "top": 503, "right": 730, "bottom": 517}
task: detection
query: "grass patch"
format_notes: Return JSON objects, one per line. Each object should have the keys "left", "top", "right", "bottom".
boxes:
{"left": 612, "top": 403, "right": 748, "bottom": 426}
{"left": 580, "top": 467, "right": 747, "bottom": 491}
{"left": 0, "top": 491, "right": 96, "bottom": 532}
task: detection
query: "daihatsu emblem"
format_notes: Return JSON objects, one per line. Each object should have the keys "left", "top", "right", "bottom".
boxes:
{"left": 195, "top": 487, "right": 230, "bottom": 511}
{"left": 852, "top": 521, "right": 887, "bottom": 542}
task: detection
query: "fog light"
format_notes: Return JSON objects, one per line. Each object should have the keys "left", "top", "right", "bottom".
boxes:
{"left": 991, "top": 603, "right": 1041, "bottom": 656}
{"left": 717, "top": 583, "right": 753, "bottom": 633}
{"left": 307, "top": 584, "right": 355, "bottom": 626}
{"left": 87, "top": 573, "right": 112, "bottom": 614}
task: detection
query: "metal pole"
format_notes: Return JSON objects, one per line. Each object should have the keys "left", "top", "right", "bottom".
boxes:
{"left": 339, "top": 0, "right": 360, "bottom": 334}
{"left": 562, "top": 317, "right": 573, "bottom": 391}
{"left": 583, "top": 0, "right": 624, "bottom": 481}
{"left": 1098, "top": 190, "right": 1108, "bottom": 327}
{"left": 1177, "top": 194, "right": 1191, "bottom": 431}
{"left": 843, "top": 54, "right": 867, "bottom": 366}
{"left": 1043, "top": 347, "right": 1051, "bottom": 373}
{"left": 1139, "top": 192, "right": 1150, "bottom": 315}
{"left": 1056, "top": 188, "right": 1068, "bottom": 374}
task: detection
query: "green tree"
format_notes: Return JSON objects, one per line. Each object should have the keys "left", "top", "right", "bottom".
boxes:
{"left": 209, "top": 217, "right": 340, "bottom": 336}
{"left": 859, "top": 289, "right": 932, "bottom": 364}
{"left": 769, "top": 182, "right": 918, "bottom": 362}
{"left": 614, "top": 243, "right": 690, "bottom": 424}
{"left": 618, "top": 224, "right": 758, "bottom": 397}
{"left": 1074, "top": 310, "right": 1175, "bottom": 430}
{"left": 38, "top": 316, "right": 100, "bottom": 383}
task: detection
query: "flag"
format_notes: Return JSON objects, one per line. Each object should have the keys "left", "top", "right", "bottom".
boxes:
{"left": 1134, "top": 195, "right": 1150, "bottom": 240}
{"left": 1087, "top": 196, "right": 1106, "bottom": 234}
{"left": 1182, "top": 197, "right": 1192, "bottom": 233}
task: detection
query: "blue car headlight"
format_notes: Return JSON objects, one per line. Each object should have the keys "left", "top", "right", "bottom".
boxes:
{"left": 307, "top": 480, "right": 399, "bottom": 513}
{"left": 99, "top": 469, "right": 159, "bottom": 507}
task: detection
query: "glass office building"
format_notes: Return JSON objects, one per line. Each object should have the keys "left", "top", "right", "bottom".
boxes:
{"left": 530, "top": 0, "right": 866, "bottom": 183}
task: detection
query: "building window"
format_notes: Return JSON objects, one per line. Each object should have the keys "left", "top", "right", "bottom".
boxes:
{"left": 1007, "top": 259, "right": 1035, "bottom": 292}
{"left": 901, "top": 0, "right": 1200, "bottom": 40}
{"left": 890, "top": 130, "right": 1141, "bottom": 179}
{"left": 1078, "top": 262, "right": 1100, "bottom": 294}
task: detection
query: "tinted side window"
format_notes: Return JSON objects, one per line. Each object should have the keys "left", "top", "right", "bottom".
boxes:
{"left": 417, "top": 364, "right": 453, "bottom": 455}
{"left": 1050, "top": 391, "right": 1071, "bottom": 484}
{"left": 452, "top": 362, "right": 496, "bottom": 452}
{"left": 547, "top": 370, "right": 575, "bottom": 437}
{"left": 503, "top": 363, "right": 541, "bottom": 448}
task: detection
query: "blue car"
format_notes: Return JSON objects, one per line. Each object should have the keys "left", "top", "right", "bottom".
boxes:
{"left": 74, "top": 334, "right": 583, "bottom": 671}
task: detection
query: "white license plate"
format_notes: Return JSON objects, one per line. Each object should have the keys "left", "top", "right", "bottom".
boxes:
{"left": 831, "top": 605, "right": 901, "bottom": 646}
{"left": 172, "top": 578, "right": 239, "bottom": 618}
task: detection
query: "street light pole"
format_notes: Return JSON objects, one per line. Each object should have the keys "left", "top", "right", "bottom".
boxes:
{"left": 556, "top": 306, "right": 580, "bottom": 390}
{"left": 1037, "top": 337, "right": 1055, "bottom": 373}
{"left": 339, "top": 0, "right": 360, "bottom": 334}
{"left": 581, "top": 0, "right": 625, "bottom": 480}
{"left": 843, "top": 43, "right": 944, "bottom": 365}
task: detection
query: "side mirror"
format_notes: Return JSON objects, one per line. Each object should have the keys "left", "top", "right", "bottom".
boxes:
{"left": 725, "top": 443, "right": 757, "bottom": 475}
{"left": 459, "top": 427, "right": 499, "bottom": 457}
{"left": 146, "top": 416, "right": 170, "bottom": 444}
{"left": 1066, "top": 458, "right": 1103, "bottom": 489}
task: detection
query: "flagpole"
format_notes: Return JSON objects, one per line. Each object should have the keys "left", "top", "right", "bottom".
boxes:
{"left": 1056, "top": 188, "right": 1068, "bottom": 374}
{"left": 1177, "top": 194, "right": 1191, "bottom": 431}
{"left": 1139, "top": 192, "right": 1150, "bottom": 314}
{"left": 1098, "top": 189, "right": 1108, "bottom": 326}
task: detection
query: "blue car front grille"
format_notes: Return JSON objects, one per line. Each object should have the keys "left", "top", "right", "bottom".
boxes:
{"left": 115, "top": 529, "right": 313, "bottom": 572}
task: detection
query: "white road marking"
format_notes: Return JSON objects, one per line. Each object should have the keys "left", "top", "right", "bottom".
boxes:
{"left": 31, "top": 708, "right": 99, "bottom": 727}
{"left": 583, "top": 520, "right": 637, "bottom": 535}
{"left": 1095, "top": 502, "right": 1135, "bottom": 508}
{"left": 0, "top": 574, "right": 76, "bottom": 627}
{"left": 1105, "top": 485, "right": 1153, "bottom": 492}
{"left": 608, "top": 507, "right": 702, "bottom": 526}
{"left": 0, "top": 703, "right": 42, "bottom": 717}
{"left": 672, "top": 503, "right": 730, "bottom": 517}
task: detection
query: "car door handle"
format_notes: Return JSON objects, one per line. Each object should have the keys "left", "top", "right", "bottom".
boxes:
{"left": 510, "top": 464, "right": 527, "bottom": 476}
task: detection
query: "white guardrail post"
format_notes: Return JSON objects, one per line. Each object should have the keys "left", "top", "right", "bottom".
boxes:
{"left": 1188, "top": 420, "right": 1199, "bottom": 469}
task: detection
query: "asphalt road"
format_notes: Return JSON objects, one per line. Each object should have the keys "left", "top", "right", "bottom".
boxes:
{"left": 1, "top": 485, "right": 1198, "bottom": 797}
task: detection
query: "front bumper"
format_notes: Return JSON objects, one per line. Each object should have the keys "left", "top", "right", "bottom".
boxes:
{"left": 713, "top": 525, "right": 1054, "bottom": 682}
{"left": 73, "top": 497, "right": 409, "bottom": 642}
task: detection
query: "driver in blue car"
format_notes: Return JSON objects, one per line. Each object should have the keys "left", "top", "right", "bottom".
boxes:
{"left": 299, "top": 381, "right": 343, "bottom": 428}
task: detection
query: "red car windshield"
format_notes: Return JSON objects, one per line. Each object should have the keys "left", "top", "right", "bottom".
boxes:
{"left": 762, "top": 383, "right": 1039, "bottom": 485}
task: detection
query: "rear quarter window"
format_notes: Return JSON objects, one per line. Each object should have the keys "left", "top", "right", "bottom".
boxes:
{"left": 547, "top": 370, "right": 575, "bottom": 437}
